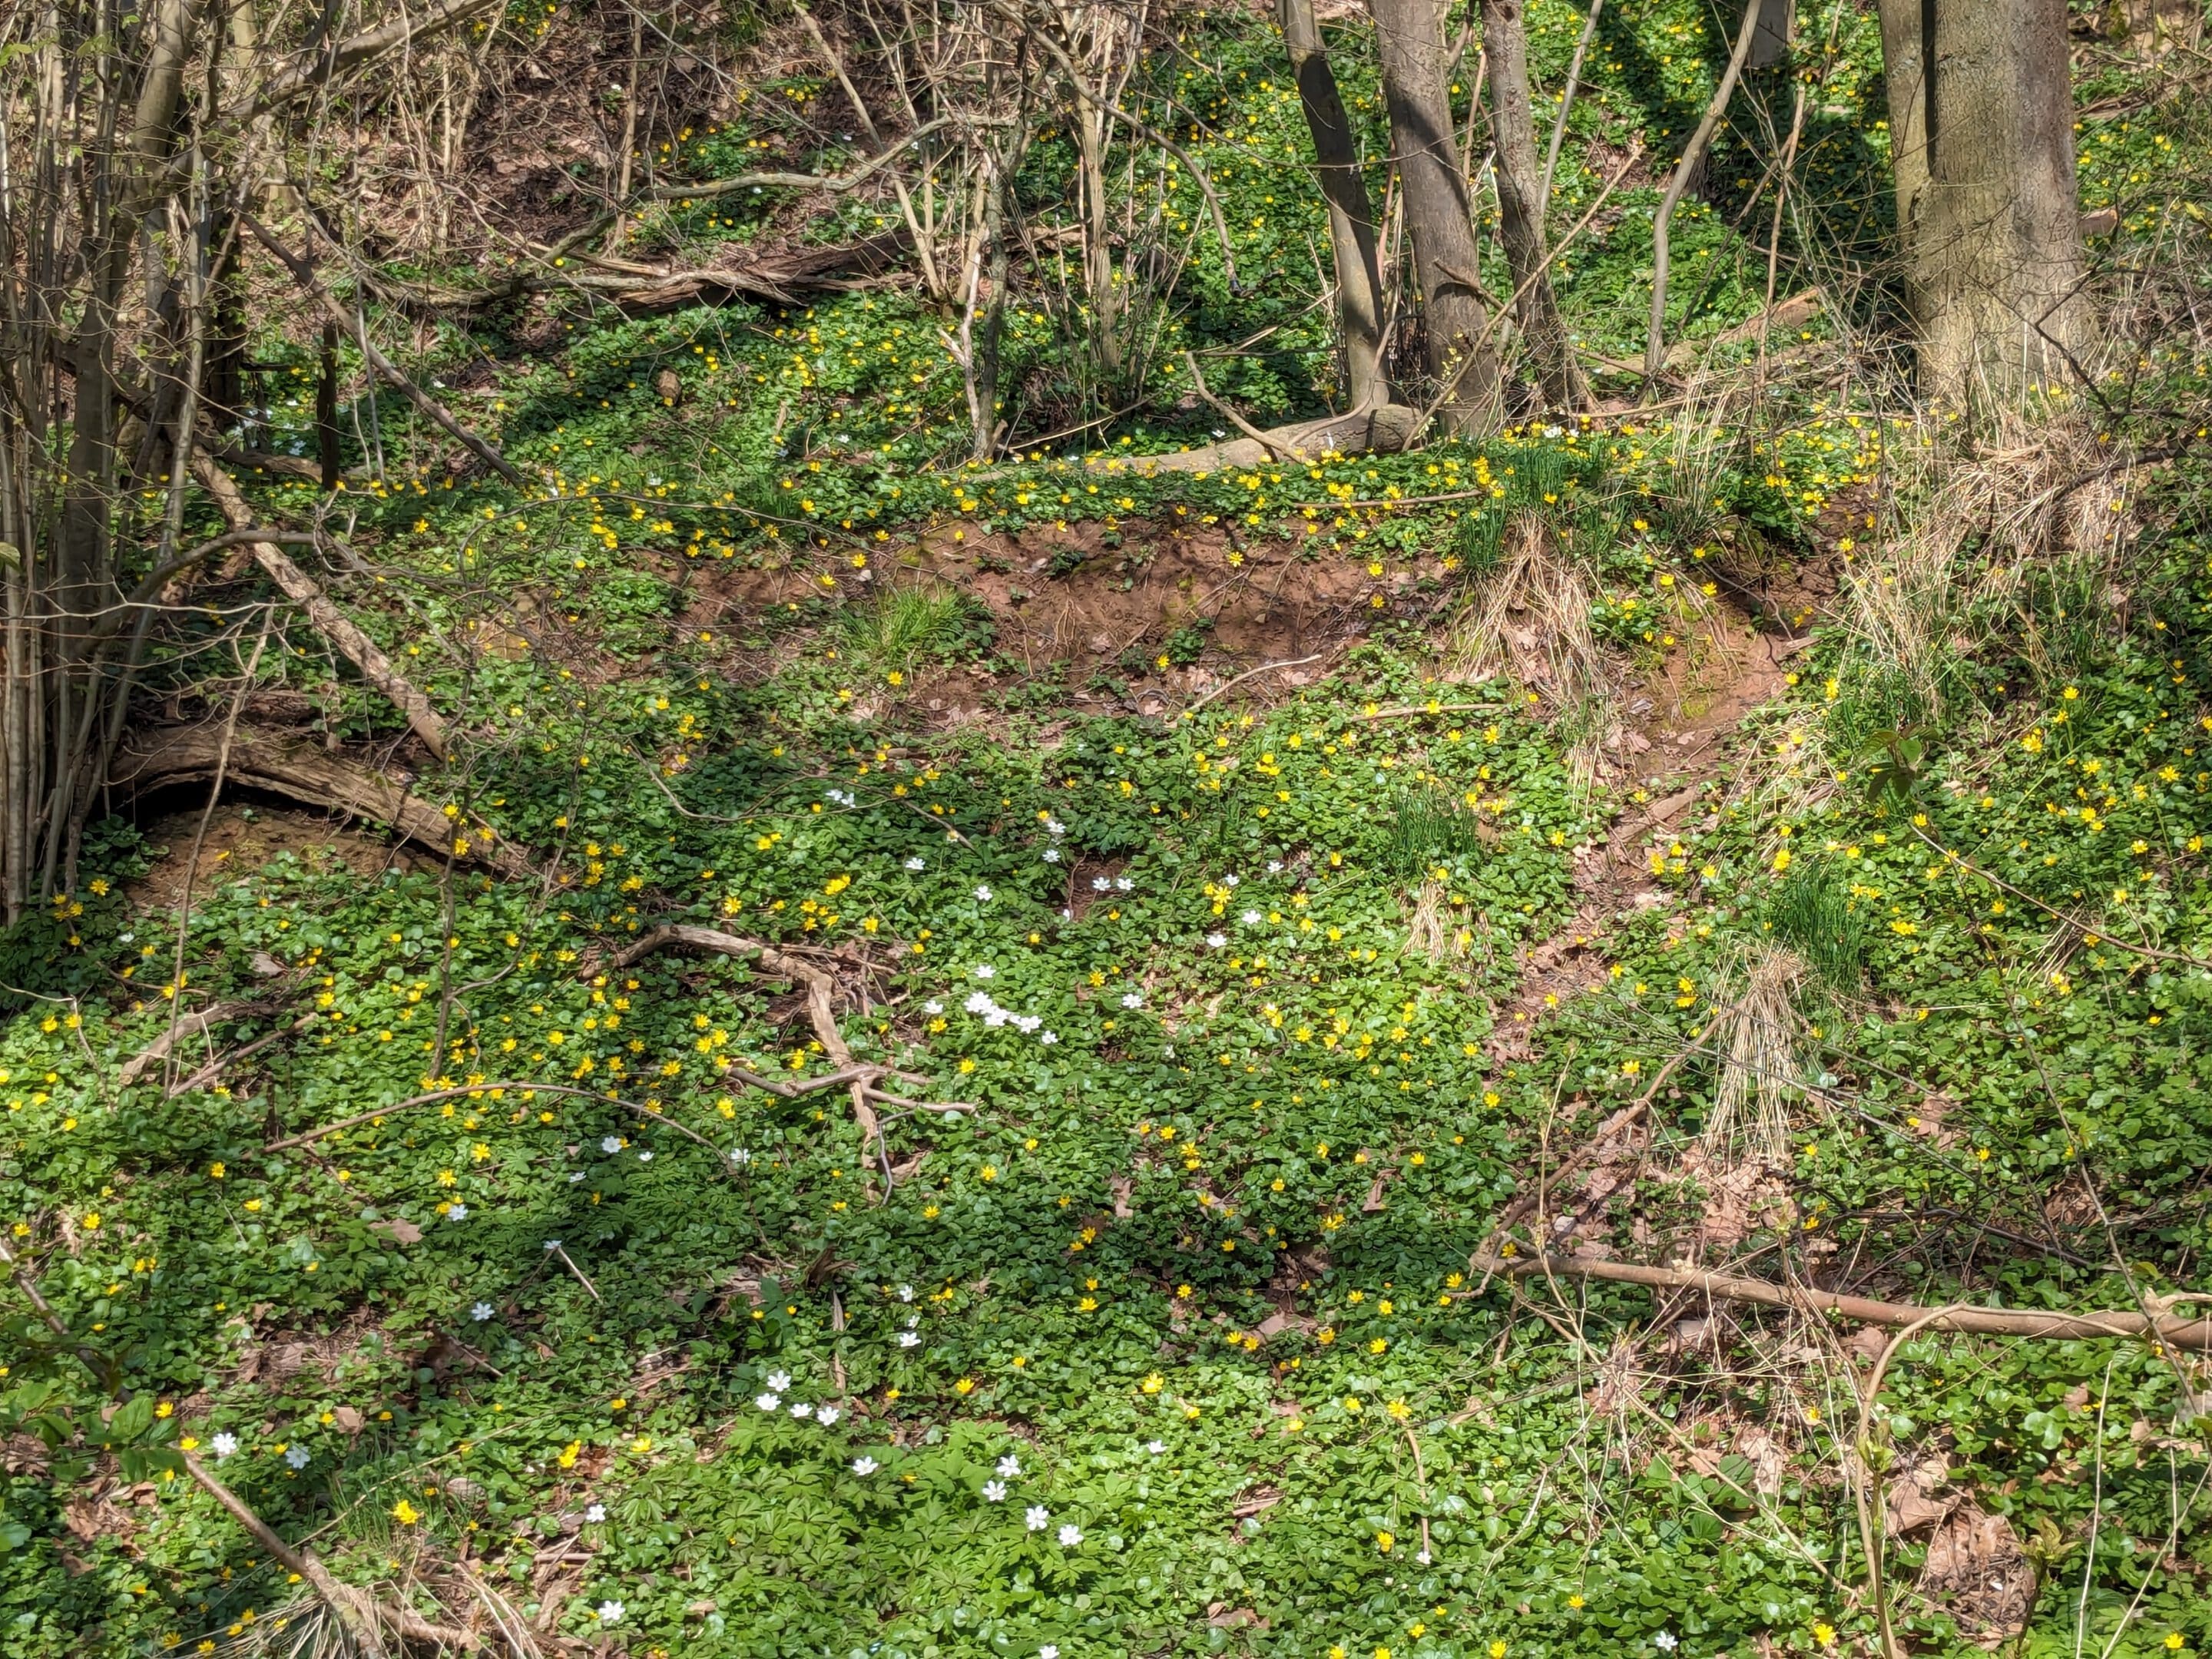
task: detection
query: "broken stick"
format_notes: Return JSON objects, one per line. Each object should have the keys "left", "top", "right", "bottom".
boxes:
{"left": 188, "top": 456, "right": 449, "bottom": 757}
{"left": 1469, "top": 1250, "right": 2212, "bottom": 1349}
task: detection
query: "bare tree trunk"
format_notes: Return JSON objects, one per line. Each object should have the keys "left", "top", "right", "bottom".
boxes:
{"left": 1749, "top": 0, "right": 1793, "bottom": 67}
{"left": 1479, "top": 0, "right": 1586, "bottom": 409}
{"left": 1371, "top": 0, "right": 1502, "bottom": 435}
{"left": 1876, "top": 0, "right": 2096, "bottom": 406}
{"left": 1280, "top": 0, "right": 1392, "bottom": 413}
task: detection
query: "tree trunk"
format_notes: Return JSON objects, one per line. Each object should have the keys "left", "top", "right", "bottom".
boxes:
{"left": 1371, "top": 0, "right": 1502, "bottom": 435}
{"left": 1479, "top": 0, "right": 1587, "bottom": 409}
{"left": 1876, "top": 0, "right": 2095, "bottom": 406}
{"left": 1280, "top": 0, "right": 1392, "bottom": 413}
{"left": 1749, "top": 0, "right": 1793, "bottom": 68}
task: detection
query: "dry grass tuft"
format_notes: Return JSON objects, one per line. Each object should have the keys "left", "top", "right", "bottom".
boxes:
{"left": 1699, "top": 944, "right": 1816, "bottom": 1169}
{"left": 1442, "top": 512, "right": 1619, "bottom": 786}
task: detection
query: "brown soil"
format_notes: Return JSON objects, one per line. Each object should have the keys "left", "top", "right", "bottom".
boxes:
{"left": 685, "top": 515, "right": 1448, "bottom": 720}
{"left": 1492, "top": 598, "right": 1812, "bottom": 1056}
{"left": 127, "top": 803, "right": 413, "bottom": 910}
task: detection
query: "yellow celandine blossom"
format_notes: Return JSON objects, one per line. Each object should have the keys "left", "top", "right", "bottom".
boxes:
{"left": 1813, "top": 1623, "right": 1837, "bottom": 1647}
{"left": 392, "top": 1499, "right": 420, "bottom": 1525}
{"left": 1375, "top": 1530, "right": 1394, "bottom": 1553}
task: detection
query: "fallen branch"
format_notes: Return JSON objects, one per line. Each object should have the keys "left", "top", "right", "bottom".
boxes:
{"left": 267, "top": 1081, "right": 728, "bottom": 1161}
{"left": 1094, "top": 401, "right": 1419, "bottom": 475}
{"left": 601, "top": 926, "right": 891, "bottom": 1185}
{"left": 1183, "top": 653, "right": 1330, "bottom": 715}
{"left": 183, "top": 1452, "right": 478, "bottom": 1655}
{"left": 118, "top": 999, "right": 286, "bottom": 1086}
{"left": 111, "top": 724, "right": 525, "bottom": 876}
{"left": 1469, "top": 1250, "right": 2212, "bottom": 1349}
{"left": 187, "top": 459, "right": 452, "bottom": 757}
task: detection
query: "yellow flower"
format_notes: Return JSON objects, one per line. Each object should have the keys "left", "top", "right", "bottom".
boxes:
{"left": 392, "top": 1499, "right": 421, "bottom": 1525}
{"left": 1141, "top": 1373, "right": 1164, "bottom": 1394}
{"left": 1491, "top": 1644, "right": 1508, "bottom": 1658}
{"left": 1375, "top": 1529, "right": 1394, "bottom": 1552}
{"left": 1814, "top": 1623, "right": 1837, "bottom": 1647}
{"left": 81, "top": 1212, "right": 100, "bottom": 1231}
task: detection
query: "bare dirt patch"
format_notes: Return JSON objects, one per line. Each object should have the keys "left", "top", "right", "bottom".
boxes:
{"left": 687, "top": 516, "right": 1452, "bottom": 717}
{"left": 127, "top": 803, "right": 412, "bottom": 910}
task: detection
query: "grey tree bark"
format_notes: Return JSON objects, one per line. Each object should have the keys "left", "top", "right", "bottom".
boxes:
{"left": 1371, "top": 0, "right": 1502, "bottom": 435}
{"left": 1280, "top": 0, "right": 1393, "bottom": 414}
{"left": 1875, "top": 0, "right": 2097, "bottom": 406}
{"left": 1479, "top": 0, "right": 1587, "bottom": 409}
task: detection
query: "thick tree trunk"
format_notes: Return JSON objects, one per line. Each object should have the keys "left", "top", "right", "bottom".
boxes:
{"left": 1876, "top": 0, "right": 2095, "bottom": 406}
{"left": 1479, "top": 0, "right": 1587, "bottom": 409}
{"left": 1371, "top": 0, "right": 1502, "bottom": 435}
{"left": 1280, "top": 0, "right": 1392, "bottom": 413}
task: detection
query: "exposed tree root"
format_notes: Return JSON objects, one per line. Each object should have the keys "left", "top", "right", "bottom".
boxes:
{"left": 601, "top": 926, "right": 887, "bottom": 1177}
{"left": 1469, "top": 1250, "right": 2212, "bottom": 1349}
{"left": 111, "top": 724, "right": 526, "bottom": 878}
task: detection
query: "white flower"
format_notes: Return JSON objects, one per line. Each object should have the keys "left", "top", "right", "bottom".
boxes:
{"left": 1654, "top": 1636, "right": 1678, "bottom": 1653}
{"left": 973, "top": 964, "right": 995, "bottom": 979}
{"left": 600, "top": 1136, "right": 622, "bottom": 1154}
{"left": 446, "top": 1204, "right": 468, "bottom": 1221}
{"left": 544, "top": 1240, "right": 562, "bottom": 1252}
{"left": 1043, "top": 849, "right": 1061, "bottom": 863}
{"left": 767, "top": 1371, "right": 792, "bottom": 1390}
{"left": 211, "top": 1432, "right": 238, "bottom": 1459}
{"left": 729, "top": 1148, "right": 751, "bottom": 1166}
{"left": 905, "top": 857, "right": 926, "bottom": 871}
{"left": 1040, "top": 1647, "right": 1061, "bottom": 1659}
{"left": 585, "top": 1503, "right": 606, "bottom": 1523}
{"left": 568, "top": 1171, "right": 585, "bottom": 1183}
{"left": 1223, "top": 873, "right": 1240, "bottom": 887}
{"left": 815, "top": 1406, "right": 842, "bottom": 1426}
{"left": 898, "top": 1330, "right": 922, "bottom": 1348}
{"left": 974, "top": 885, "right": 993, "bottom": 902}
{"left": 1146, "top": 1439, "right": 1166, "bottom": 1454}
{"left": 1045, "top": 818, "right": 1065, "bottom": 836}
{"left": 636, "top": 1150, "right": 653, "bottom": 1162}
{"left": 922, "top": 1000, "right": 942, "bottom": 1016}
{"left": 756, "top": 1393, "right": 782, "bottom": 1411}
{"left": 1114, "top": 876, "right": 1134, "bottom": 891}
{"left": 596, "top": 1601, "right": 624, "bottom": 1624}
{"left": 1040, "top": 1031, "right": 1058, "bottom": 1045}
{"left": 1025, "top": 1504, "right": 1051, "bottom": 1530}
{"left": 997, "top": 1455, "right": 1022, "bottom": 1478}
{"left": 1120, "top": 992, "right": 1143, "bottom": 1009}
{"left": 896, "top": 1286, "right": 915, "bottom": 1303}
{"left": 1241, "top": 909, "right": 1262, "bottom": 926}
{"left": 853, "top": 1455, "right": 879, "bottom": 1475}
{"left": 965, "top": 990, "right": 997, "bottom": 1015}
{"left": 1091, "top": 876, "right": 1111, "bottom": 891}
{"left": 983, "top": 1479, "right": 1008, "bottom": 1502}
{"left": 1206, "top": 932, "right": 1227, "bottom": 949}
{"left": 1267, "top": 859, "right": 1285, "bottom": 873}
{"left": 1057, "top": 1523, "right": 1083, "bottom": 1547}
{"left": 284, "top": 1446, "right": 310, "bottom": 1470}
{"left": 790, "top": 1401, "right": 814, "bottom": 1419}
{"left": 471, "top": 1301, "right": 494, "bottom": 1321}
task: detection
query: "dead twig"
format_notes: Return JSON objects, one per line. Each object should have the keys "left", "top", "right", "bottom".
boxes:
{"left": 1469, "top": 1251, "right": 2212, "bottom": 1348}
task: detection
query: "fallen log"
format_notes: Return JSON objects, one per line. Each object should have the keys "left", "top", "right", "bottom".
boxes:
{"left": 1470, "top": 1250, "right": 2212, "bottom": 1349}
{"left": 1083, "top": 402, "right": 1422, "bottom": 475}
{"left": 111, "top": 725, "right": 528, "bottom": 878}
